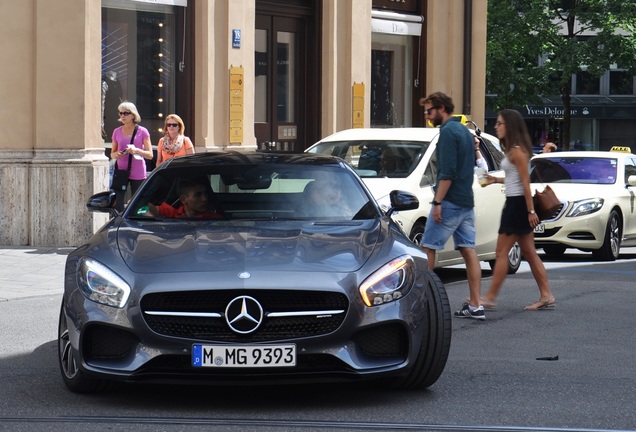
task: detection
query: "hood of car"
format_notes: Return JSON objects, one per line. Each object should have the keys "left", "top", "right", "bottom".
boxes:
{"left": 115, "top": 220, "right": 382, "bottom": 274}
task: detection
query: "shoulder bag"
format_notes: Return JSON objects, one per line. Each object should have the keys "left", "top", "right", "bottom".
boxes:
{"left": 532, "top": 164, "right": 561, "bottom": 221}
{"left": 111, "top": 125, "right": 139, "bottom": 191}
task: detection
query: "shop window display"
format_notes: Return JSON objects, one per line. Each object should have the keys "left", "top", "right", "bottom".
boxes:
{"left": 102, "top": 2, "right": 177, "bottom": 153}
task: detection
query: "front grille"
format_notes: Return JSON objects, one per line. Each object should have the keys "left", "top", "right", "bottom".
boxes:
{"left": 353, "top": 323, "right": 408, "bottom": 359}
{"left": 83, "top": 324, "right": 139, "bottom": 361}
{"left": 541, "top": 203, "right": 565, "bottom": 222}
{"left": 141, "top": 290, "right": 349, "bottom": 342}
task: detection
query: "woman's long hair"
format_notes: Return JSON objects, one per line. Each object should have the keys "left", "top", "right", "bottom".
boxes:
{"left": 498, "top": 109, "right": 533, "bottom": 157}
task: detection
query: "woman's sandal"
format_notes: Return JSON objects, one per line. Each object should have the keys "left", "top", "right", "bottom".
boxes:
{"left": 524, "top": 296, "right": 556, "bottom": 311}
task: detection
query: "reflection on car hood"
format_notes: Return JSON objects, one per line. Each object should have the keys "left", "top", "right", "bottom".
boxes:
{"left": 116, "top": 220, "right": 381, "bottom": 274}
{"left": 531, "top": 183, "right": 616, "bottom": 201}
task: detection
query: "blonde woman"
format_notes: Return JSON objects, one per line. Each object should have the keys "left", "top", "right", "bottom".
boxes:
{"left": 111, "top": 101, "right": 153, "bottom": 211}
{"left": 481, "top": 109, "right": 555, "bottom": 311}
{"left": 156, "top": 114, "right": 195, "bottom": 166}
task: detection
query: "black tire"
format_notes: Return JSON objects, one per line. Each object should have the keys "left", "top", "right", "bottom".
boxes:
{"left": 543, "top": 244, "right": 567, "bottom": 258}
{"left": 488, "top": 242, "right": 522, "bottom": 274}
{"left": 394, "top": 270, "right": 452, "bottom": 390}
{"left": 592, "top": 210, "right": 621, "bottom": 261}
{"left": 409, "top": 220, "right": 425, "bottom": 245}
{"left": 58, "top": 304, "right": 108, "bottom": 393}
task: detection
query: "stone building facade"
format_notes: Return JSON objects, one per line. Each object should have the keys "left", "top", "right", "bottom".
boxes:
{"left": 0, "top": 0, "right": 488, "bottom": 246}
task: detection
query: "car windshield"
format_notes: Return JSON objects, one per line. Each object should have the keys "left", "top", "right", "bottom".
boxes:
{"left": 308, "top": 140, "right": 429, "bottom": 178}
{"left": 531, "top": 157, "right": 617, "bottom": 185}
{"left": 126, "top": 162, "right": 377, "bottom": 221}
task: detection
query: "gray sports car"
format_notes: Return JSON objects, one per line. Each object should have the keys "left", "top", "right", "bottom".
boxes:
{"left": 58, "top": 151, "right": 451, "bottom": 392}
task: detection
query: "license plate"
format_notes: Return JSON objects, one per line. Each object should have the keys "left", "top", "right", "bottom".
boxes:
{"left": 534, "top": 223, "right": 545, "bottom": 233}
{"left": 192, "top": 344, "right": 296, "bottom": 368}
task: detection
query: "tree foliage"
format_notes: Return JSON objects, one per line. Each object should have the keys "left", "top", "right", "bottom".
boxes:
{"left": 486, "top": 0, "right": 636, "bottom": 149}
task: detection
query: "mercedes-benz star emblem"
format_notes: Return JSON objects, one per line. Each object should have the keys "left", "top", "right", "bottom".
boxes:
{"left": 225, "top": 295, "right": 264, "bottom": 334}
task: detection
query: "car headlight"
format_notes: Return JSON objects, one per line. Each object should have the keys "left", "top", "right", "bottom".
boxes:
{"left": 566, "top": 198, "right": 604, "bottom": 217}
{"left": 77, "top": 258, "right": 131, "bottom": 308}
{"left": 359, "top": 256, "right": 415, "bottom": 307}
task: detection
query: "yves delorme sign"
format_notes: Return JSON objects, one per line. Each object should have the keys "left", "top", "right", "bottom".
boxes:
{"left": 522, "top": 105, "right": 596, "bottom": 118}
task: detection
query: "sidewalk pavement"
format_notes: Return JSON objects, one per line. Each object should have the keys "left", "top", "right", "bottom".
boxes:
{"left": 0, "top": 246, "right": 73, "bottom": 301}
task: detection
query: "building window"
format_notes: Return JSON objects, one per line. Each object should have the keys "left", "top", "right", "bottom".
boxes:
{"left": 101, "top": 0, "right": 184, "bottom": 146}
{"left": 574, "top": 71, "right": 600, "bottom": 95}
{"left": 371, "top": 33, "right": 414, "bottom": 127}
{"left": 609, "top": 69, "right": 634, "bottom": 95}
{"left": 370, "top": 11, "right": 421, "bottom": 128}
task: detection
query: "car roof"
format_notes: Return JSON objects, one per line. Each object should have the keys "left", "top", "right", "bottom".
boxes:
{"left": 319, "top": 127, "right": 441, "bottom": 142}
{"left": 533, "top": 151, "right": 636, "bottom": 159}
{"left": 317, "top": 126, "right": 497, "bottom": 142}
{"left": 157, "top": 151, "right": 346, "bottom": 169}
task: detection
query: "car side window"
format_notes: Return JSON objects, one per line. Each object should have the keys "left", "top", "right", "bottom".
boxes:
{"left": 421, "top": 149, "right": 437, "bottom": 187}
{"left": 625, "top": 159, "right": 636, "bottom": 184}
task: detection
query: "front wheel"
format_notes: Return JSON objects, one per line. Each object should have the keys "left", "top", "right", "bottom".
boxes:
{"left": 488, "top": 242, "right": 521, "bottom": 274}
{"left": 58, "top": 304, "right": 107, "bottom": 393}
{"left": 393, "top": 271, "right": 452, "bottom": 389}
{"left": 592, "top": 210, "right": 621, "bottom": 261}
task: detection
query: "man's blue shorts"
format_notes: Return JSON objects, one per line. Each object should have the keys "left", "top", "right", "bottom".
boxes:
{"left": 420, "top": 200, "right": 476, "bottom": 250}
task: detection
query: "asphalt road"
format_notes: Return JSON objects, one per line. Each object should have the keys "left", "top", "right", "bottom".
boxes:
{"left": 0, "top": 249, "right": 635, "bottom": 432}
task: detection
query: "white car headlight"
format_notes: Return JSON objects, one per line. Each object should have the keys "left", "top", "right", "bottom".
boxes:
{"left": 77, "top": 258, "right": 131, "bottom": 308}
{"left": 359, "top": 256, "right": 415, "bottom": 307}
{"left": 566, "top": 198, "right": 604, "bottom": 217}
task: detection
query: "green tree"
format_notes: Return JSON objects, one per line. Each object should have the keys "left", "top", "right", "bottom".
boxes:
{"left": 487, "top": 0, "right": 636, "bottom": 150}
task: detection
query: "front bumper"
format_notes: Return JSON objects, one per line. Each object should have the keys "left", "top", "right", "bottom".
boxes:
{"left": 534, "top": 210, "right": 609, "bottom": 250}
{"left": 63, "top": 270, "right": 432, "bottom": 385}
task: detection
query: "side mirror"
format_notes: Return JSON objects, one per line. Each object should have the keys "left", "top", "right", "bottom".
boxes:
{"left": 387, "top": 190, "right": 419, "bottom": 216}
{"left": 87, "top": 191, "right": 118, "bottom": 217}
{"left": 628, "top": 175, "right": 636, "bottom": 187}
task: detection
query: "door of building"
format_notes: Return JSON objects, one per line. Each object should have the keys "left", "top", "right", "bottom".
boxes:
{"left": 255, "top": 15, "right": 306, "bottom": 152}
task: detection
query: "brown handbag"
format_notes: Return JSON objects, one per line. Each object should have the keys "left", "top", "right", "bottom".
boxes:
{"left": 532, "top": 163, "right": 561, "bottom": 220}
{"left": 533, "top": 184, "right": 560, "bottom": 220}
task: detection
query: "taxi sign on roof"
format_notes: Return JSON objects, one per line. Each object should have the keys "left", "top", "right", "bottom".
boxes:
{"left": 610, "top": 146, "right": 632, "bottom": 153}
{"left": 427, "top": 114, "right": 468, "bottom": 128}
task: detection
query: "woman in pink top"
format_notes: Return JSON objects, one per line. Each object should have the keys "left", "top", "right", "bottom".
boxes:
{"left": 110, "top": 101, "right": 153, "bottom": 211}
{"left": 156, "top": 114, "right": 195, "bottom": 166}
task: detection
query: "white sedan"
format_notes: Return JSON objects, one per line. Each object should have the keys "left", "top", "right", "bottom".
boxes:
{"left": 307, "top": 126, "right": 521, "bottom": 273}
{"left": 531, "top": 147, "right": 636, "bottom": 260}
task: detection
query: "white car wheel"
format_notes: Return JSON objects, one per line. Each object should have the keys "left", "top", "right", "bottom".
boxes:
{"left": 592, "top": 210, "right": 621, "bottom": 261}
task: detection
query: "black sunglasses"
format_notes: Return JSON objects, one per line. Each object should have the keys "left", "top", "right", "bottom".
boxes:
{"left": 166, "top": 123, "right": 179, "bottom": 128}
{"left": 119, "top": 111, "right": 132, "bottom": 116}
{"left": 423, "top": 107, "right": 438, "bottom": 115}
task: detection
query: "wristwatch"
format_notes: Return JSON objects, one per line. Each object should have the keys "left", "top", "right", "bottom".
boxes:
{"left": 528, "top": 210, "right": 536, "bottom": 215}
{"left": 432, "top": 200, "right": 442, "bottom": 206}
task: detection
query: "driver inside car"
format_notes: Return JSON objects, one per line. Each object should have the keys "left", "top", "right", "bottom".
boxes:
{"left": 148, "top": 177, "right": 223, "bottom": 219}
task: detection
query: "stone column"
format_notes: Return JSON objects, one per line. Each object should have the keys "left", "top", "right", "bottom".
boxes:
{"left": 0, "top": 0, "right": 108, "bottom": 247}
{"left": 321, "top": 0, "right": 372, "bottom": 136}
{"left": 194, "top": 0, "right": 257, "bottom": 151}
